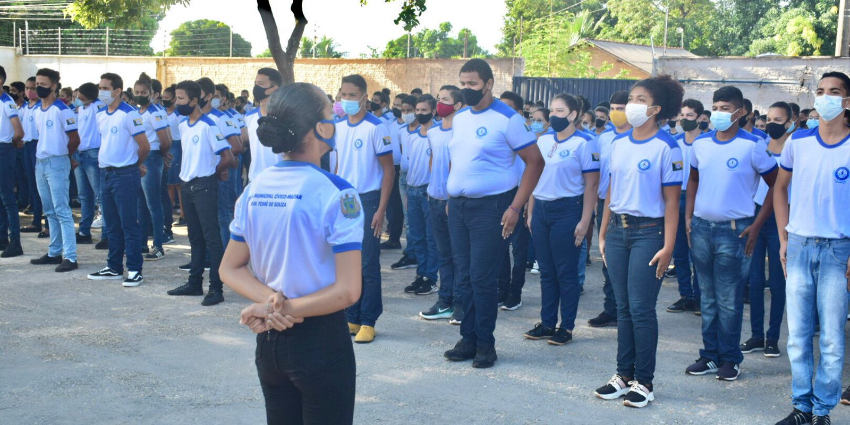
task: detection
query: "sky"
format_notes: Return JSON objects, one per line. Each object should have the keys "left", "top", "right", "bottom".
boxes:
{"left": 153, "top": 0, "right": 508, "bottom": 57}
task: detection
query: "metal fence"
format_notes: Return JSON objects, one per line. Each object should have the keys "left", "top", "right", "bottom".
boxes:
{"left": 512, "top": 77, "right": 637, "bottom": 108}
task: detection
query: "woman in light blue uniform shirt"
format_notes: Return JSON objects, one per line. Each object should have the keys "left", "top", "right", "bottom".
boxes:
{"left": 221, "top": 83, "right": 363, "bottom": 425}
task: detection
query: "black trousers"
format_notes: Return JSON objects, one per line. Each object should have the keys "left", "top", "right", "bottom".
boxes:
{"left": 256, "top": 310, "right": 356, "bottom": 425}
{"left": 386, "top": 164, "right": 404, "bottom": 244}
{"left": 181, "top": 175, "right": 223, "bottom": 290}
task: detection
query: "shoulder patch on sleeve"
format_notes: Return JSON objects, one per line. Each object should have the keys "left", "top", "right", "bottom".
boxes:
{"left": 340, "top": 193, "right": 362, "bottom": 219}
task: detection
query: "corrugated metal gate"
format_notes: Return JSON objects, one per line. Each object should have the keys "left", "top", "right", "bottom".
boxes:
{"left": 512, "top": 77, "right": 637, "bottom": 108}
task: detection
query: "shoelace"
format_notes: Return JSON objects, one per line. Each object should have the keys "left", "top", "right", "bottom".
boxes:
{"left": 607, "top": 375, "right": 625, "bottom": 389}
{"left": 627, "top": 381, "right": 648, "bottom": 396}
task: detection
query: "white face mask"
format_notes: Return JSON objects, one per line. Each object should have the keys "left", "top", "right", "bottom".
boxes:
{"left": 402, "top": 113, "right": 416, "bottom": 125}
{"left": 814, "top": 94, "right": 849, "bottom": 122}
{"left": 98, "top": 90, "right": 115, "bottom": 105}
{"left": 625, "top": 103, "right": 653, "bottom": 128}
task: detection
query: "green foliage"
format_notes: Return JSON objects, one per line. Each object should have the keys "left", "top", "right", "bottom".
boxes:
{"left": 498, "top": 0, "right": 608, "bottom": 57}
{"left": 382, "top": 22, "right": 490, "bottom": 58}
{"left": 599, "top": 0, "right": 715, "bottom": 54}
{"left": 359, "top": 0, "right": 427, "bottom": 32}
{"left": 257, "top": 49, "right": 272, "bottom": 58}
{"left": 166, "top": 19, "right": 252, "bottom": 57}
{"left": 747, "top": 1, "right": 838, "bottom": 56}
{"left": 299, "top": 35, "right": 344, "bottom": 58}
{"left": 520, "top": 10, "right": 617, "bottom": 78}
{"left": 66, "top": 0, "right": 188, "bottom": 29}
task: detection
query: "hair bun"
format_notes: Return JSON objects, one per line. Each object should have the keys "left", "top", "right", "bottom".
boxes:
{"left": 257, "top": 114, "right": 297, "bottom": 154}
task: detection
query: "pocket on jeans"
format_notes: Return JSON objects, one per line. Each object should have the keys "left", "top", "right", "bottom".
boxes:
{"left": 785, "top": 237, "right": 804, "bottom": 264}
{"left": 828, "top": 242, "right": 850, "bottom": 267}
{"left": 255, "top": 333, "right": 265, "bottom": 361}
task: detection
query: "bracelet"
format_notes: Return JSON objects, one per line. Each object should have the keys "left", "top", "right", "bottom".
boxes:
{"left": 509, "top": 205, "right": 520, "bottom": 213}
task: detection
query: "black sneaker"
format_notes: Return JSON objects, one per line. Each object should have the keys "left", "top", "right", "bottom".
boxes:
{"left": 123, "top": 271, "right": 143, "bottom": 287}
{"left": 444, "top": 339, "right": 476, "bottom": 361}
{"left": 664, "top": 266, "right": 677, "bottom": 278}
{"left": 380, "top": 240, "right": 401, "bottom": 250}
{"left": 55, "top": 259, "right": 78, "bottom": 273}
{"left": 586, "top": 255, "right": 592, "bottom": 266}
{"left": 391, "top": 254, "right": 417, "bottom": 270}
{"left": 623, "top": 381, "right": 654, "bottom": 408}
{"left": 178, "top": 262, "right": 209, "bottom": 271}
{"left": 95, "top": 239, "right": 109, "bottom": 250}
{"left": 472, "top": 345, "right": 497, "bottom": 368}
{"left": 145, "top": 246, "right": 165, "bottom": 261}
{"left": 404, "top": 276, "right": 424, "bottom": 293}
{"left": 500, "top": 294, "right": 522, "bottom": 311}
{"left": 694, "top": 298, "right": 702, "bottom": 316}
{"left": 524, "top": 322, "right": 556, "bottom": 340}
{"left": 594, "top": 374, "right": 632, "bottom": 400}
{"left": 548, "top": 328, "right": 573, "bottom": 346}
{"left": 666, "top": 297, "right": 695, "bottom": 313}
{"left": 716, "top": 361, "right": 740, "bottom": 381}
{"left": 173, "top": 217, "right": 187, "bottom": 227}
{"left": 38, "top": 230, "right": 49, "bottom": 238}
{"left": 526, "top": 260, "right": 535, "bottom": 270}
{"left": 841, "top": 385, "right": 850, "bottom": 405}
{"left": 812, "top": 416, "right": 830, "bottom": 425}
{"left": 163, "top": 233, "right": 176, "bottom": 245}
{"left": 588, "top": 312, "right": 617, "bottom": 327}
{"left": 741, "top": 337, "right": 765, "bottom": 354}
{"left": 775, "top": 409, "right": 813, "bottom": 425}
{"left": 449, "top": 306, "right": 463, "bottom": 325}
{"left": 686, "top": 357, "right": 720, "bottom": 375}
{"left": 30, "top": 253, "right": 63, "bottom": 265}
{"left": 202, "top": 289, "right": 224, "bottom": 306}
{"left": 167, "top": 283, "right": 203, "bottom": 296}
{"left": 88, "top": 267, "right": 123, "bottom": 280}
{"left": 20, "top": 224, "right": 40, "bottom": 233}
{"left": 75, "top": 233, "right": 93, "bottom": 244}
{"left": 1, "top": 239, "right": 23, "bottom": 258}
{"left": 414, "top": 277, "right": 437, "bottom": 295}
{"left": 419, "top": 300, "right": 453, "bottom": 320}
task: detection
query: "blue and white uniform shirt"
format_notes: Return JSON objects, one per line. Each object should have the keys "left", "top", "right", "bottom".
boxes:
{"left": 97, "top": 102, "right": 145, "bottom": 168}
{"left": 34, "top": 99, "right": 78, "bottom": 159}
{"left": 245, "top": 108, "right": 280, "bottom": 181}
{"left": 533, "top": 130, "right": 600, "bottom": 201}
{"left": 76, "top": 100, "right": 103, "bottom": 151}
{"left": 0, "top": 92, "right": 20, "bottom": 143}
{"left": 334, "top": 114, "right": 392, "bottom": 194}
{"left": 178, "top": 114, "right": 231, "bottom": 181}
{"left": 596, "top": 128, "right": 622, "bottom": 200}
{"left": 426, "top": 124, "right": 452, "bottom": 200}
{"left": 139, "top": 103, "right": 169, "bottom": 151}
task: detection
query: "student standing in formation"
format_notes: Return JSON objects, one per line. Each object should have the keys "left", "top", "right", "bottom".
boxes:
{"left": 390, "top": 95, "right": 419, "bottom": 271}
{"left": 0, "top": 65, "right": 25, "bottom": 258}
{"left": 772, "top": 72, "right": 850, "bottom": 425}
{"left": 221, "top": 82, "right": 361, "bottom": 425}
{"left": 88, "top": 73, "right": 149, "bottom": 286}
{"left": 372, "top": 91, "right": 393, "bottom": 122}
{"left": 381, "top": 93, "right": 407, "bottom": 251}
{"left": 587, "top": 90, "right": 630, "bottom": 328}
{"left": 685, "top": 86, "right": 778, "bottom": 382}
{"left": 215, "top": 84, "right": 249, "bottom": 195}
{"left": 166, "top": 80, "right": 235, "bottom": 305}
{"left": 666, "top": 99, "right": 703, "bottom": 315}
{"left": 334, "top": 74, "right": 395, "bottom": 344}
{"left": 71, "top": 83, "right": 104, "bottom": 247}
{"left": 420, "top": 85, "right": 463, "bottom": 323}
{"left": 594, "top": 76, "right": 683, "bottom": 407}
{"left": 133, "top": 73, "right": 171, "bottom": 261}
{"left": 592, "top": 106, "right": 610, "bottom": 137}
{"left": 19, "top": 77, "right": 45, "bottom": 238}
{"left": 741, "top": 101, "right": 793, "bottom": 358}
{"left": 523, "top": 93, "right": 600, "bottom": 346}
{"left": 740, "top": 98, "right": 768, "bottom": 141}
{"left": 150, "top": 78, "right": 176, "bottom": 246}
{"left": 245, "top": 68, "right": 282, "bottom": 182}
{"left": 443, "top": 59, "right": 544, "bottom": 369}
{"left": 30, "top": 68, "right": 80, "bottom": 272}
{"left": 162, "top": 85, "right": 185, "bottom": 228}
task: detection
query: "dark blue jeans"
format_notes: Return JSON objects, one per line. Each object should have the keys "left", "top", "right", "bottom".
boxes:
{"left": 72, "top": 148, "right": 101, "bottom": 237}
{"left": 23, "top": 141, "right": 43, "bottom": 229}
{"left": 449, "top": 189, "right": 514, "bottom": 348}
{"left": 345, "top": 190, "right": 383, "bottom": 327}
{"left": 673, "top": 191, "right": 699, "bottom": 299}
{"left": 532, "top": 196, "right": 583, "bottom": 330}
{"left": 597, "top": 198, "right": 615, "bottom": 317}
{"left": 748, "top": 206, "right": 785, "bottom": 342}
{"left": 138, "top": 151, "right": 164, "bottom": 250}
{"left": 690, "top": 216, "right": 754, "bottom": 365}
{"left": 218, "top": 165, "right": 238, "bottom": 249}
{"left": 14, "top": 146, "right": 27, "bottom": 205}
{"left": 101, "top": 166, "right": 143, "bottom": 273}
{"left": 429, "top": 197, "right": 457, "bottom": 307}
{"left": 387, "top": 165, "right": 404, "bottom": 244}
{"left": 498, "top": 204, "right": 529, "bottom": 299}
{"left": 182, "top": 175, "right": 223, "bottom": 290}
{"left": 160, "top": 157, "right": 172, "bottom": 237}
{"left": 407, "top": 185, "right": 438, "bottom": 280}
{"left": 0, "top": 143, "right": 20, "bottom": 241}
{"left": 605, "top": 214, "right": 665, "bottom": 384}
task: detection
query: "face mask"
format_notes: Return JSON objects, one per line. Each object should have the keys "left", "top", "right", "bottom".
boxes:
{"left": 253, "top": 84, "right": 272, "bottom": 103}
{"left": 314, "top": 119, "right": 336, "bottom": 149}
{"left": 402, "top": 113, "right": 416, "bottom": 125}
{"left": 582, "top": 123, "right": 591, "bottom": 131}
{"left": 738, "top": 115, "right": 750, "bottom": 127}
{"left": 609, "top": 110, "right": 627, "bottom": 127}
{"left": 625, "top": 103, "right": 653, "bottom": 128}
{"left": 594, "top": 118, "right": 606, "bottom": 128}
{"left": 176, "top": 102, "right": 194, "bottom": 116}
{"left": 710, "top": 109, "right": 739, "bottom": 132}
{"left": 135, "top": 95, "right": 150, "bottom": 107}
{"left": 9, "top": 92, "right": 18, "bottom": 102}
{"left": 162, "top": 99, "right": 173, "bottom": 108}
{"left": 699, "top": 121, "right": 709, "bottom": 130}
{"left": 787, "top": 122, "right": 796, "bottom": 133}
{"left": 523, "top": 111, "right": 530, "bottom": 119}
{"left": 370, "top": 101, "right": 382, "bottom": 113}
{"left": 98, "top": 90, "right": 115, "bottom": 104}
{"left": 391, "top": 107, "right": 401, "bottom": 118}
{"left": 765, "top": 122, "right": 788, "bottom": 140}
{"left": 333, "top": 102, "right": 345, "bottom": 117}
{"left": 436, "top": 102, "right": 455, "bottom": 118}
{"left": 549, "top": 112, "right": 574, "bottom": 133}
{"left": 416, "top": 113, "right": 433, "bottom": 124}
{"left": 72, "top": 98, "right": 84, "bottom": 108}
{"left": 36, "top": 86, "right": 53, "bottom": 99}
{"left": 198, "top": 96, "right": 209, "bottom": 109}
{"left": 210, "top": 98, "right": 221, "bottom": 109}
{"left": 462, "top": 87, "right": 485, "bottom": 107}
{"left": 530, "top": 122, "right": 545, "bottom": 133}
{"left": 806, "top": 118, "right": 820, "bottom": 129}
{"left": 814, "top": 94, "right": 848, "bottom": 122}
{"left": 26, "top": 91, "right": 37, "bottom": 101}
{"left": 680, "top": 118, "right": 698, "bottom": 132}
{"left": 341, "top": 98, "right": 362, "bottom": 115}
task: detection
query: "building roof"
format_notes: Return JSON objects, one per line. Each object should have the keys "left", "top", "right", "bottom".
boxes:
{"left": 584, "top": 39, "right": 698, "bottom": 74}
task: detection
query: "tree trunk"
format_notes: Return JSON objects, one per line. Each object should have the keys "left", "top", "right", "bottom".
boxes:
{"left": 257, "top": 0, "right": 307, "bottom": 85}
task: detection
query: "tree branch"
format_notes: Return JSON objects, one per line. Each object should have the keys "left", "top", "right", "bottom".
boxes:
{"left": 257, "top": 0, "right": 307, "bottom": 84}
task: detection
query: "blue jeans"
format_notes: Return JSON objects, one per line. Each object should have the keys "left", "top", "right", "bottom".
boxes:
{"left": 499, "top": 205, "right": 529, "bottom": 299}
{"left": 72, "top": 149, "right": 101, "bottom": 237}
{"left": 138, "top": 151, "right": 164, "bottom": 250}
{"left": 14, "top": 146, "right": 27, "bottom": 205}
{"left": 578, "top": 240, "right": 587, "bottom": 287}
{"left": 749, "top": 205, "right": 785, "bottom": 342}
{"left": 399, "top": 170, "right": 414, "bottom": 259}
{"left": 0, "top": 143, "right": 20, "bottom": 241}
{"left": 673, "top": 192, "right": 699, "bottom": 299}
{"left": 785, "top": 234, "right": 850, "bottom": 416}
{"left": 597, "top": 199, "right": 615, "bottom": 317}
{"left": 23, "top": 141, "right": 43, "bottom": 228}
{"left": 449, "top": 190, "right": 514, "bottom": 347}
{"left": 387, "top": 165, "right": 404, "bottom": 244}
{"left": 532, "top": 196, "right": 583, "bottom": 330}
{"left": 605, "top": 214, "right": 664, "bottom": 384}
{"left": 160, "top": 157, "right": 172, "bottom": 236}
{"left": 345, "top": 190, "right": 383, "bottom": 327}
{"left": 406, "top": 185, "right": 438, "bottom": 280}
{"left": 36, "top": 156, "right": 76, "bottom": 261}
{"left": 690, "top": 216, "right": 754, "bottom": 365}
{"left": 429, "top": 197, "right": 457, "bottom": 307}
{"left": 101, "top": 166, "right": 143, "bottom": 273}
{"left": 218, "top": 165, "right": 238, "bottom": 249}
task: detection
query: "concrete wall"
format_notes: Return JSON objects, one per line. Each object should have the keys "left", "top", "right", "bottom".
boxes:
{"left": 1, "top": 47, "right": 158, "bottom": 89}
{"left": 578, "top": 45, "right": 648, "bottom": 79}
{"left": 656, "top": 56, "right": 850, "bottom": 112}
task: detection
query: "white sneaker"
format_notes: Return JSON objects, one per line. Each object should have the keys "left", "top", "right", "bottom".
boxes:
{"left": 91, "top": 215, "right": 103, "bottom": 228}
{"left": 123, "top": 271, "right": 143, "bottom": 287}
{"left": 530, "top": 261, "right": 540, "bottom": 275}
{"left": 622, "top": 381, "right": 654, "bottom": 408}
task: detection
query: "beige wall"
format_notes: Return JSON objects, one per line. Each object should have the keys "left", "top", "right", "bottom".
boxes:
{"left": 1, "top": 47, "right": 158, "bottom": 89}
{"left": 579, "top": 46, "right": 647, "bottom": 79}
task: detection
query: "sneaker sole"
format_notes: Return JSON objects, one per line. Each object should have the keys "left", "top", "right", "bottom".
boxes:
{"left": 547, "top": 339, "right": 572, "bottom": 346}
{"left": 123, "top": 280, "right": 143, "bottom": 287}
{"left": 764, "top": 352, "right": 781, "bottom": 358}
{"left": 530, "top": 270, "right": 540, "bottom": 275}
{"left": 716, "top": 374, "right": 739, "bottom": 381}
{"left": 500, "top": 302, "right": 522, "bottom": 311}
{"left": 163, "top": 240, "right": 177, "bottom": 245}
{"left": 415, "top": 287, "right": 438, "bottom": 295}
{"left": 523, "top": 334, "right": 555, "bottom": 340}
{"left": 144, "top": 256, "right": 165, "bottom": 261}
{"left": 623, "top": 392, "right": 654, "bottom": 408}
{"left": 595, "top": 388, "right": 630, "bottom": 400}
{"left": 841, "top": 399, "right": 850, "bottom": 406}
{"left": 88, "top": 275, "right": 124, "bottom": 280}
{"left": 391, "top": 264, "right": 418, "bottom": 270}
{"left": 686, "top": 368, "right": 719, "bottom": 376}
{"left": 741, "top": 347, "right": 764, "bottom": 354}
{"left": 419, "top": 312, "right": 452, "bottom": 320}
{"left": 588, "top": 321, "right": 618, "bottom": 328}
{"left": 449, "top": 319, "right": 461, "bottom": 325}
{"left": 666, "top": 308, "right": 685, "bottom": 313}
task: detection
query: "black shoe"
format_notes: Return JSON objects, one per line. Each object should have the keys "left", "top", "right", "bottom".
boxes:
{"left": 167, "top": 283, "right": 204, "bottom": 296}
{"left": 145, "top": 247, "right": 165, "bottom": 261}
{"left": 88, "top": 267, "right": 123, "bottom": 280}
{"left": 31, "top": 253, "right": 63, "bottom": 265}
{"left": 666, "top": 297, "right": 696, "bottom": 313}
{"left": 449, "top": 306, "right": 463, "bottom": 325}
{"left": 55, "top": 259, "right": 78, "bottom": 273}
{"left": 163, "top": 233, "right": 176, "bottom": 245}
{"left": 405, "top": 275, "right": 424, "bottom": 293}
{"left": 664, "top": 266, "right": 677, "bottom": 279}
{"left": 775, "top": 409, "right": 813, "bottom": 425}
{"left": 764, "top": 340, "right": 781, "bottom": 358}
{"left": 716, "top": 361, "right": 740, "bottom": 381}
{"left": 0, "top": 238, "right": 7, "bottom": 250}
{"left": 391, "top": 254, "right": 417, "bottom": 270}
{"left": 202, "top": 289, "right": 224, "bottom": 306}
{"left": 526, "top": 260, "right": 535, "bottom": 270}
{"left": 693, "top": 298, "right": 702, "bottom": 315}
{"left": 841, "top": 385, "right": 850, "bottom": 405}
{"left": 500, "top": 294, "right": 522, "bottom": 311}
{"left": 414, "top": 276, "right": 438, "bottom": 295}
{"left": 23, "top": 206, "right": 33, "bottom": 214}
{"left": 444, "top": 340, "right": 476, "bottom": 361}
{"left": 812, "top": 416, "right": 830, "bottom": 425}
{"left": 686, "top": 357, "right": 720, "bottom": 375}
{"left": 1, "top": 239, "right": 23, "bottom": 258}
{"left": 20, "top": 225, "right": 41, "bottom": 233}
{"left": 594, "top": 374, "right": 632, "bottom": 400}
{"left": 380, "top": 240, "right": 401, "bottom": 250}
{"left": 122, "top": 271, "right": 143, "bottom": 287}
{"left": 524, "top": 322, "right": 556, "bottom": 340}
{"left": 472, "top": 345, "right": 497, "bottom": 368}
{"left": 75, "top": 233, "right": 92, "bottom": 244}
{"left": 586, "top": 255, "right": 592, "bottom": 266}
{"left": 173, "top": 217, "right": 186, "bottom": 227}
{"left": 178, "top": 262, "right": 192, "bottom": 271}
{"left": 70, "top": 199, "right": 81, "bottom": 208}
{"left": 38, "top": 230, "right": 49, "bottom": 238}
{"left": 419, "top": 300, "right": 453, "bottom": 320}
{"left": 741, "top": 337, "right": 765, "bottom": 354}
{"left": 548, "top": 328, "right": 573, "bottom": 346}
{"left": 95, "top": 238, "right": 109, "bottom": 250}
{"left": 588, "top": 312, "right": 617, "bottom": 328}
{"left": 623, "top": 381, "right": 654, "bottom": 408}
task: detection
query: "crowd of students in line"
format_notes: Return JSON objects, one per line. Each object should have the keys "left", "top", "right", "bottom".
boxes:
{"left": 0, "top": 59, "right": 848, "bottom": 425}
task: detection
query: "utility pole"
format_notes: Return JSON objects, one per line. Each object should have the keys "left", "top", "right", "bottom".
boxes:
{"left": 407, "top": 32, "right": 410, "bottom": 58}
{"left": 463, "top": 30, "right": 468, "bottom": 58}
{"left": 57, "top": 27, "right": 61, "bottom": 55}
{"left": 105, "top": 27, "right": 109, "bottom": 56}
{"left": 837, "top": 0, "right": 850, "bottom": 56}
{"left": 229, "top": 27, "right": 233, "bottom": 57}
{"left": 519, "top": 16, "right": 523, "bottom": 57}
{"left": 24, "top": 20, "right": 29, "bottom": 55}
{"left": 663, "top": 4, "right": 669, "bottom": 54}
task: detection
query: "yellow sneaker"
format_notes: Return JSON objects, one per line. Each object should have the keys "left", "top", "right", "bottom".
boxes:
{"left": 348, "top": 323, "right": 361, "bottom": 335}
{"left": 354, "top": 325, "right": 376, "bottom": 343}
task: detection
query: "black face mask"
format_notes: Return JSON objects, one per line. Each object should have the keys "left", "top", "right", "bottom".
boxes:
{"left": 370, "top": 101, "right": 382, "bottom": 113}
{"left": 462, "top": 87, "right": 485, "bottom": 107}
{"left": 523, "top": 111, "right": 530, "bottom": 119}
{"left": 253, "top": 84, "right": 272, "bottom": 103}
{"left": 162, "top": 99, "right": 173, "bottom": 108}
{"left": 135, "top": 95, "right": 150, "bottom": 107}
{"left": 765, "top": 122, "right": 788, "bottom": 140}
{"left": 36, "top": 86, "right": 52, "bottom": 99}
{"left": 416, "top": 113, "right": 433, "bottom": 124}
{"left": 391, "top": 107, "right": 401, "bottom": 118}
{"left": 9, "top": 92, "right": 18, "bottom": 102}
{"left": 698, "top": 121, "right": 709, "bottom": 131}
{"left": 738, "top": 115, "right": 750, "bottom": 127}
{"left": 176, "top": 102, "right": 194, "bottom": 116}
{"left": 198, "top": 95, "right": 209, "bottom": 109}
{"left": 594, "top": 118, "right": 606, "bottom": 128}
{"left": 680, "top": 118, "right": 699, "bottom": 132}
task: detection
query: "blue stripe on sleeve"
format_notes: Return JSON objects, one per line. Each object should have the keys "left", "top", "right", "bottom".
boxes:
{"left": 332, "top": 242, "right": 362, "bottom": 253}
{"left": 512, "top": 140, "right": 537, "bottom": 152}
{"left": 662, "top": 181, "right": 682, "bottom": 187}
{"left": 760, "top": 163, "right": 778, "bottom": 176}
{"left": 780, "top": 164, "right": 792, "bottom": 172}
{"left": 230, "top": 234, "right": 246, "bottom": 242}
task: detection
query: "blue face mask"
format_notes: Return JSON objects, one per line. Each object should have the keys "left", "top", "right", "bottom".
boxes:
{"left": 806, "top": 118, "right": 820, "bottom": 129}
{"left": 210, "top": 98, "right": 221, "bottom": 109}
{"left": 710, "top": 109, "right": 739, "bottom": 132}
{"left": 530, "top": 122, "right": 545, "bottom": 133}
{"left": 314, "top": 119, "right": 336, "bottom": 149}
{"left": 341, "top": 98, "right": 362, "bottom": 116}
{"left": 786, "top": 121, "right": 796, "bottom": 133}
{"left": 72, "top": 98, "right": 84, "bottom": 108}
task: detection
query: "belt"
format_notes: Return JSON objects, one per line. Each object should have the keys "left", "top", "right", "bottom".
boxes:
{"left": 612, "top": 213, "right": 663, "bottom": 228}
{"left": 104, "top": 165, "right": 135, "bottom": 172}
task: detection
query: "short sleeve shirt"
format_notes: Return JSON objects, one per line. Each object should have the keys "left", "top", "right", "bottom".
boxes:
{"left": 673, "top": 132, "right": 698, "bottom": 191}
{"left": 245, "top": 108, "right": 280, "bottom": 181}
{"left": 334, "top": 113, "right": 392, "bottom": 194}
{"left": 167, "top": 110, "right": 182, "bottom": 141}
{"left": 20, "top": 103, "right": 40, "bottom": 142}
{"left": 76, "top": 100, "right": 103, "bottom": 151}
{"left": 426, "top": 124, "right": 452, "bottom": 200}
{"left": 34, "top": 100, "right": 78, "bottom": 159}
{"left": 0, "top": 92, "right": 20, "bottom": 143}
{"left": 532, "top": 130, "right": 600, "bottom": 201}
{"left": 178, "top": 114, "right": 231, "bottom": 181}
{"left": 405, "top": 127, "right": 432, "bottom": 187}
{"left": 139, "top": 103, "right": 169, "bottom": 151}
{"left": 97, "top": 102, "right": 145, "bottom": 168}
{"left": 596, "top": 128, "right": 621, "bottom": 199}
